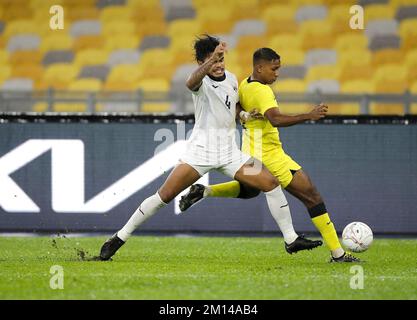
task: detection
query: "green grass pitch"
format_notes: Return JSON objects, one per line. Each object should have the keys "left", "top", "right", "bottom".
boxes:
{"left": 0, "top": 236, "right": 416, "bottom": 300}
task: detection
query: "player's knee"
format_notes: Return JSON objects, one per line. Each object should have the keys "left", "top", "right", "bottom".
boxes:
{"left": 263, "top": 176, "right": 280, "bottom": 192}
{"left": 238, "top": 183, "right": 261, "bottom": 199}
{"left": 158, "top": 189, "right": 175, "bottom": 204}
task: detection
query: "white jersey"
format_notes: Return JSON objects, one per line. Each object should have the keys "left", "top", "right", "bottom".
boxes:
{"left": 184, "top": 70, "right": 240, "bottom": 165}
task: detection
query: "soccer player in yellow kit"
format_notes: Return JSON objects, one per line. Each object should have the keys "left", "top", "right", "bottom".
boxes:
{"left": 180, "top": 48, "right": 360, "bottom": 262}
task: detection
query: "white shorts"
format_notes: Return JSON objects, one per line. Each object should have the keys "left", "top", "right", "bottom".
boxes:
{"left": 180, "top": 151, "right": 251, "bottom": 178}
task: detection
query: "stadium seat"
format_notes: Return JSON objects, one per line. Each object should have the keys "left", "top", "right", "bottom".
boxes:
{"left": 40, "top": 34, "right": 74, "bottom": 52}
{"left": 141, "top": 102, "right": 172, "bottom": 113}
{"left": 70, "top": 20, "right": 102, "bottom": 38}
{"left": 139, "top": 36, "right": 171, "bottom": 51}
{"left": 104, "top": 64, "right": 142, "bottom": 91}
{"left": 11, "top": 64, "right": 43, "bottom": 81}
{"left": 78, "top": 65, "right": 110, "bottom": 82}
{"left": 278, "top": 49, "right": 305, "bottom": 66}
{"left": 369, "top": 34, "right": 401, "bottom": 51}
{"left": 307, "top": 79, "right": 340, "bottom": 93}
{"left": 74, "top": 49, "right": 109, "bottom": 67}
{"left": 105, "top": 34, "right": 141, "bottom": 51}
{"left": 42, "top": 50, "right": 75, "bottom": 66}
{"left": 68, "top": 79, "right": 102, "bottom": 92}
{"left": 369, "top": 104, "right": 405, "bottom": 115}
{"left": 272, "top": 79, "right": 306, "bottom": 93}
{"left": 295, "top": 5, "right": 328, "bottom": 23}
{"left": 108, "top": 49, "right": 140, "bottom": 66}
{"left": 73, "top": 35, "right": 105, "bottom": 51}
{"left": 53, "top": 103, "right": 88, "bottom": 112}
{"left": 9, "top": 50, "right": 43, "bottom": 66}
{"left": 305, "top": 49, "right": 337, "bottom": 67}
{"left": 372, "top": 49, "right": 405, "bottom": 67}
{"left": 7, "top": 34, "right": 41, "bottom": 52}
{"left": 1, "top": 78, "right": 33, "bottom": 91}
{"left": 364, "top": 4, "right": 396, "bottom": 21}
{"left": 232, "top": 20, "right": 266, "bottom": 37}
{"left": 268, "top": 34, "right": 303, "bottom": 51}
{"left": 279, "top": 65, "right": 306, "bottom": 80}
{"left": 43, "top": 63, "right": 80, "bottom": 89}
{"left": 373, "top": 64, "right": 409, "bottom": 93}
{"left": 306, "top": 65, "right": 341, "bottom": 82}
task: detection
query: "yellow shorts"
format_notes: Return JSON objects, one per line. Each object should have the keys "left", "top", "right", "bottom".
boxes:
{"left": 262, "top": 151, "right": 302, "bottom": 188}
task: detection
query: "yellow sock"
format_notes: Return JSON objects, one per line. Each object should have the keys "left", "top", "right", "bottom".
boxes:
{"left": 208, "top": 181, "right": 240, "bottom": 198}
{"left": 312, "top": 213, "right": 343, "bottom": 251}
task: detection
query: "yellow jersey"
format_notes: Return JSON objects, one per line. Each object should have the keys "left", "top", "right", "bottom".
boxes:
{"left": 239, "top": 77, "right": 283, "bottom": 158}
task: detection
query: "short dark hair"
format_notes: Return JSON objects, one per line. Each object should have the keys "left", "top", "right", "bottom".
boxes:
{"left": 253, "top": 48, "right": 280, "bottom": 65}
{"left": 194, "top": 34, "right": 220, "bottom": 62}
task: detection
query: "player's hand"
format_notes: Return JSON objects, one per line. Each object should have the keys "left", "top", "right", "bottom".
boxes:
{"left": 240, "top": 108, "right": 264, "bottom": 122}
{"left": 309, "top": 103, "right": 328, "bottom": 120}
{"left": 211, "top": 42, "right": 227, "bottom": 62}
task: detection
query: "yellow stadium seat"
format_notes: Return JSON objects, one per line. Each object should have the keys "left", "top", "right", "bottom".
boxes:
{"left": 402, "top": 33, "right": 417, "bottom": 51}
{"left": 65, "top": 7, "right": 100, "bottom": 21}
{"left": 266, "top": 19, "right": 298, "bottom": 36}
{"left": 44, "top": 63, "right": 80, "bottom": 89}
{"left": 32, "top": 102, "right": 49, "bottom": 112}
{"left": 136, "top": 79, "right": 170, "bottom": 92}
{"left": 306, "top": 65, "right": 341, "bottom": 82}
{"left": 391, "top": 0, "right": 417, "bottom": 6}
{"left": 364, "top": 4, "right": 395, "bottom": 21}
{"left": 167, "top": 19, "right": 202, "bottom": 38}
{"left": 200, "top": 20, "right": 235, "bottom": 35}
{"left": 53, "top": 103, "right": 88, "bottom": 112}
{"left": 369, "top": 104, "right": 405, "bottom": 115}
{"left": 141, "top": 102, "right": 171, "bottom": 113}
{"left": 73, "top": 36, "right": 105, "bottom": 51}
{"left": 272, "top": 79, "right": 306, "bottom": 93}
{"left": 0, "top": 50, "right": 9, "bottom": 64}
{"left": 30, "top": 0, "right": 63, "bottom": 10}
{"left": 399, "top": 20, "right": 417, "bottom": 40}
{"left": 372, "top": 49, "right": 405, "bottom": 67}
{"left": 230, "top": 2, "right": 261, "bottom": 21}
{"left": 127, "top": 0, "right": 160, "bottom": 7}
{"left": 338, "top": 50, "right": 372, "bottom": 67}
{"left": 0, "top": 66, "right": 12, "bottom": 86}
{"left": 335, "top": 34, "right": 368, "bottom": 52}
{"left": 68, "top": 79, "right": 102, "bottom": 92}
{"left": 279, "top": 49, "right": 305, "bottom": 66}
{"left": 136, "top": 21, "right": 168, "bottom": 37}
{"left": 131, "top": 7, "right": 165, "bottom": 22}
{"left": 339, "top": 65, "right": 374, "bottom": 82}
{"left": 74, "top": 50, "right": 108, "bottom": 67}
{"left": 279, "top": 104, "right": 312, "bottom": 114}
{"left": 1, "top": 6, "right": 33, "bottom": 22}
{"left": 197, "top": 7, "right": 233, "bottom": 22}
{"left": 373, "top": 64, "right": 409, "bottom": 93}
{"left": 102, "top": 21, "right": 136, "bottom": 35}
{"left": 9, "top": 50, "right": 43, "bottom": 66}
{"left": 300, "top": 21, "right": 336, "bottom": 50}
{"left": 259, "top": 0, "right": 288, "bottom": 10}
{"left": 139, "top": 49, "right": 174, "bottom": 69}
{"left": 100, "top": 6, "right": 133, "bottom": 22}
{"left": 328, "top": 103, "right": 361, "bottom": 115}
{"left": 262, "top": 5, "right": 297, "bottom": 23}
{"left": 62, "top": 0, "right": 96, "bottom": 6}
{"left": 3, "top": 20, "right": 39, "bottom": 39}
{"left": 105, "top": 34, "right": 141, "bottom": 51}
{"left": 341, "top": 80, "right": 375, "bottom": 93}
{"left": 169, "top": 36, "right": 196, "bottom": 54}
{"left": 12, "top": 64, "right": 44, "bottom": 81}
{"left": 236, "top": 35, "right": 269, "bottom": 54}
{"left": 268, "top": 34, "right": 302, "bottom": 51}
{"left": 105, "top": 65, "right": 142, "bottom": 91}
{"left": 41, "top": 34, "right": 74, "bottom": 52}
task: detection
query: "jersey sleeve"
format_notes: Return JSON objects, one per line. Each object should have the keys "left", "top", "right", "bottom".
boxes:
{"left": 254, "top": 85, "right": 278, "bottom": 115}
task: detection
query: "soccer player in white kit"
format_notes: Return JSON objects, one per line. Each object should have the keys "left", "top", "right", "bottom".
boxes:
{"left": 99, "top": 35, "right": 319, "bottom": 260}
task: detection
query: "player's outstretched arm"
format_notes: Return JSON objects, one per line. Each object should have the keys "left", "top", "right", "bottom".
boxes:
{"left": 186, "top": 42, "right": 227, "bottom": 91}
{"left": 265, "top": 103, "right": 328, "bottom": 127}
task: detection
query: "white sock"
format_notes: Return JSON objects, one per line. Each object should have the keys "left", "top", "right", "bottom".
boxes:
{"left": 203, "top": 186, "right": 211, "bottom": 198}
{"left": 117, "top": 192, "right": 167, "bottom": 242}
{"left": 264, "top": 185, "right": 299, "bottom": 244}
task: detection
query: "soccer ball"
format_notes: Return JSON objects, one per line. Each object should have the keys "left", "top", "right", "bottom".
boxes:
{"left": 342, "top": 222, "right": 373, "bottom": 253}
